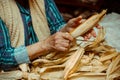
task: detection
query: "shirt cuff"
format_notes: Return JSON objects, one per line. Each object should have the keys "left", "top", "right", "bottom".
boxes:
{"left": 14, "top": 45, "right": 31, "bottom": 64}
{"left": 57, "top": 23, "right": 66, "bottom": 32}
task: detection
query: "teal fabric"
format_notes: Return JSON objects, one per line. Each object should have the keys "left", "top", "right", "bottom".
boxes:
{"left": 0, "top": 0, "right": 66, "bottom": 71}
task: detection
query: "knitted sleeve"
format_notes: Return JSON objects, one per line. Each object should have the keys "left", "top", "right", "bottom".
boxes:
{"left": 45, "top": 0, "right": 66, "bottom": 34}
{"left": 0, "top": 19, "right": 30, "bottom": 71}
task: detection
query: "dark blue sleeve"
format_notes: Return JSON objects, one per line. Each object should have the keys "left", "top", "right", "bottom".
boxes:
{"left": 45, "top": 0, "right": 66, "bottom": 34}
{"left": 0, "top": 19, "right": 30, "bottom": 71}
{"left": 0, "top": 18, "right": 18, "bottom": 71}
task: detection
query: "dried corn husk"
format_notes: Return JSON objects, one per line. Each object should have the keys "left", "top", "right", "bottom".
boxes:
{"left": 64, "top": 47, "right": 85, "bottom": 80}
{"left": 0, "top": 70, "right": 23, "bottom": 80}
{"left": 99, "top": 51, "right": 118, "bottom": 62}
{"left": 40, "top": 65, "right": 65, "bottom": 74}
{"left": 106, "top": 54, "right": 120, "bottom": 80}
{"left": 19, "top": 63, "right": 30, "bottom": 72}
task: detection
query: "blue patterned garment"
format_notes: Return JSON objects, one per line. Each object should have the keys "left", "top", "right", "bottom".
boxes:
{"left": 0, "top": 0, "right": 66, "bottom": 71}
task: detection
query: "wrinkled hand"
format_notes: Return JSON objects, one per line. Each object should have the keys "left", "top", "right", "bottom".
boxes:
{"left": 65, "top": 16, "right": 83, "bottom": 32}
{"left": 65, "top": 16, "right": 102, "bottom": 40}
{"left": 44, "top": 32, "right": 74, "bottom": 52}
{"left": 83, "top": 24, "right": 102, "bottom": 40}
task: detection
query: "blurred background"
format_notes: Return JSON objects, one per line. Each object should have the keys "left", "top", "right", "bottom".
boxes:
{"left": 54, "top": 0, "right": 120, "bottom": 21}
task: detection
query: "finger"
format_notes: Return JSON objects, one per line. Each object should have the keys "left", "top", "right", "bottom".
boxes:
{"left": 91, "top": 29, "right": 96, "bottom": 37}
{"left": 71, "top": 16, "right": 82, "bottom": 24}
{"left": 62, "top": 32, "right": 74, "bottom": 41}
{"left": 56, "top": 39, "right": 70, "bottom": 43}
{"left": 55, "top": 45, "right": 68, "bottom": 51}
{"left": 74, "top": 16, "right": 82, "bottom": 23}
{"left": 79, "top": 19, "right": 86, "bottom": 23}
{"left": 55, "top": 39, "right": 70, "bottom": 47}
{"left": 67, "top": 16, "right": 82, "bottom": 28}
{"left": 61, "top": 42, "right": 70, "bottom": 48}
{"left": 96, "top": 24, "right": 102, "bottom": 29}
{"left": 59, "top": 47, "right": 68, "bottom": 51}
{"left": 56, "top": 42, "right": 69, "bottom": 48}
{"left": 83, "top": 31, "right": 92, "bottom": 40}
{"left": 87, "top": 33, "right": 92, "bottom": 39}
{"left": 83, "top": 36, "right": 88, "bottom": 41}
{"left": 84, "top": 33, "right": 91, "bottom": 40}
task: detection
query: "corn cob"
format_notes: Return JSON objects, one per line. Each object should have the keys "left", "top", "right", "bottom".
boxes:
{"left": 70, "top": 10, "right": 107, "bottom": 38}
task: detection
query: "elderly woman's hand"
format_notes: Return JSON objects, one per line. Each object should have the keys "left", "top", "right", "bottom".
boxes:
{"left": 82, "top": 24, "right": 102, "bottom": 40}
{"left": 44, "top": 32, "right": 74, "bottom": 52}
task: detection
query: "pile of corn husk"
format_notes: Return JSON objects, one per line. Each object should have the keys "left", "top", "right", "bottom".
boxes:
{"left": 14, "top": 28, "right": 119, "bottom": 80}
{"left": 28, "top": 28, "right": 119, "bottom": 80}
{"left": 0, "top": 10, "right": 120, "bottom": 80}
